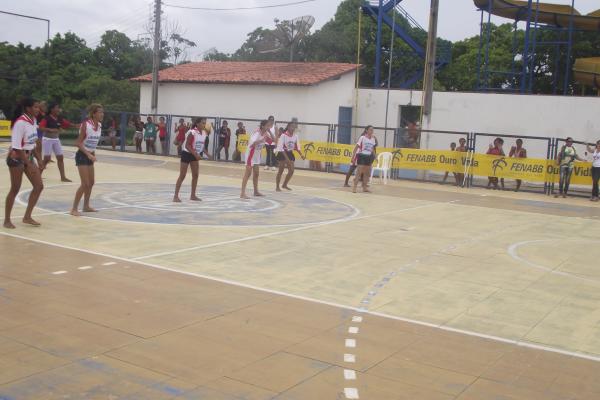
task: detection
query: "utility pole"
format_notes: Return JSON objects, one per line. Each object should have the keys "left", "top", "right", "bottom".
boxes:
{"left": 422, "top": 0, "right": 439, "bottom": 128}
{"left": 151, "top": 0, "right": 161, "bottom": 114}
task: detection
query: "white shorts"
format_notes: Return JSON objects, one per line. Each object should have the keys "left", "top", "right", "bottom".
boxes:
{"left": 245, "top": 146, "right": 262, "bottom": 166}
{"left": 42, "top": 137, "right": 63, "bottom": 157}
{"left": 134, "top": 131, "right": 143, "bottom": 139}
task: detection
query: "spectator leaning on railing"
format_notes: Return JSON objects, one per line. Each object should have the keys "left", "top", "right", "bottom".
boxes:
{"left": 587, "top": 140, "right": 600, "bottom": 202}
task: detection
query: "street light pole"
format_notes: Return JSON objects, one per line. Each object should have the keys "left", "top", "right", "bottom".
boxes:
{"left": 151, "top": 0, "right": 161, "bottom": 114}
{"left": 422, "top": 0, "right": 439, "bottom": 128}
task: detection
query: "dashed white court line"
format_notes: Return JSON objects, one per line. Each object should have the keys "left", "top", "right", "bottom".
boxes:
{"left": 345, "top": 339, "right": 356, "bottom": 348}
{"left": 52, "top": 271, "right": 68, "bottom": 275}
{"left": 343, "top": 354, "right": 356, "bottom": 363}
{"left": 102, "top": 262, "right": 117, "bottom": 266}
{"left": 348, "top": 327, "right": 359, "bottom": 334}
{"left": 78, "top": 266, "right": 93, "bottom": 270}
{"left": 3, "top": 230, "right": 600, "bottom": 363}
{"left": 351, "top": 316, "right": 363, "bottom": 323}
{"left": 344, "top": 387, "right": 359, "bottom": 399}
{"left": 343, "top": 369, "right": 357, "bottom": 380}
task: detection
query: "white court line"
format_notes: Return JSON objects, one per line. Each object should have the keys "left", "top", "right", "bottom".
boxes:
{"left": 52, "top": 270, "right": 68, "bottom": 275}
{"left": 348, "top": 327, "right": 359, "bottom": 334}
{"left": 343, "top": 370, "right": 357, "bottom": 380}
{"left": 133, "top": 202, "right": 447, "bottom": 260}
{"left": 508, "top": 239, "right": 600, "bottom": 284}
{"left": 2, "top": 230, "right": 600, "bottom": 363}
{"left": 102, "top": 262, "right": 117, "bottom": 266}
{"left": 351, "top": 316, "right": 363, "bottom": 323}
{"left": 344, "top": 388, "right": 359, "bottom": 399}
{"left": 78, "top": 266, "right": 93, "bottom": 270}
{"left": 344, "top": 354, "right": 356, "bottom": 363}
{"left": 345, "top": 339, "right": 356, "bottom": 348}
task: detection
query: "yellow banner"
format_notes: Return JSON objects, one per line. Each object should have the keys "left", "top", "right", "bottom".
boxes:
{"left": 0, "top": 120, "right": 10, "bottom": 137}
{"left": 237, "top": 135, "right": 593, "bottom": 186}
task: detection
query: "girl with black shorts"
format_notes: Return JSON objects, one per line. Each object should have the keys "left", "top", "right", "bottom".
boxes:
{"left": 70, "top": 104, "right": 103, "bottom": 216}
{"left": 173, "top": 117, "right": 212, "bottom": 202}
{"left": 276, "top": 122, "right": 305, "bottom": 191}
{"left": 350, "top": 125, "right": 377, "bottom": 193}
{"left": 4, "top": 97, "right": 44, "bottom": 229}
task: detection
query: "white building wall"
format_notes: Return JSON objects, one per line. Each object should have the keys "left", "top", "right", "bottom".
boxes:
{"left": 140, "top": 76, "right": 599, "bottom": 158}
{"left": 356, "top": 88, "right": 600, "bottom": 158}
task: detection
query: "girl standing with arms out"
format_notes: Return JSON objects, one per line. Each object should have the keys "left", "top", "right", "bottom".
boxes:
{"left": 39, "top": 102, "right": 78, "bottom": 182}
{"left": 241, "top": 120, "right": 271, "bottom": 199}
{"left": 276, "top": 122, "right": 305, "bottom": 191}
{"left": 509, "top": 138, "right": 527, "bottom": 191}
{"left": 144, "top": 116, "right": 157, "bottom": 154}
{"left": 586, "top": 140, "right": 600, "bottom": 202}
{"left": 173, "top": 117, "right": 212, "bottom": 202}
{"left": 4, "top": 97, "right": 44, "bottom": 229}
{"left": 350, "top": 125, "right": 377, "bottom": 193}
{"left": 70, "top": 104, "right": 103, "bottom": 217}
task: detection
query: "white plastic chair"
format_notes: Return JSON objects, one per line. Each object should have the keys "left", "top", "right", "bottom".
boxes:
{"left": 370, "top": 152, "right": 393, "bottom": 184}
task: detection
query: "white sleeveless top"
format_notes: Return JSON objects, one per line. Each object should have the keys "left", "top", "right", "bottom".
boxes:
{"left": 83, "top": 119, "right": 101, "bottom": 151}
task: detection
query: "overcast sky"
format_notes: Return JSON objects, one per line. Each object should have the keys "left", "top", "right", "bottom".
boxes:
{"left": 1, "top": 0, "right": 599, "bottom": 58}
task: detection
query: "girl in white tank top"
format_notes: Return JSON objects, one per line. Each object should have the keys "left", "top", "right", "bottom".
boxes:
{"left": 71, "top": 104, "right": 104, "bottom": 216}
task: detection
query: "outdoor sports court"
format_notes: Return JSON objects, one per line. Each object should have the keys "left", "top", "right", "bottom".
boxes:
{"left": 2, "top": 144, "right": 600, "bottom": 399}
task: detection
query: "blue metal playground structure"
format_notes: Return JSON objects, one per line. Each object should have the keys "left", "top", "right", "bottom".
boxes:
{"left": 474, "top": 0, "right": 600, "bottom": 95}
{"left": 361, "top": 0, "right": 450, "bottom": 88}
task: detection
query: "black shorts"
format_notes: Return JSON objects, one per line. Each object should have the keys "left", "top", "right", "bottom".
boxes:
{"left": 276, "top": 151, "right": 295, "bottom": 162}
{"left": 6, "top": 157, "right": 23, "bottom": 168}
{"left": 75, "top": 150, "right": 94, "bottom": 166}
{"left": 181, "top": 151, "right": 197, "bottom": 164}
{"left": 357, "top": 153, "right": 373, "bottom": 166}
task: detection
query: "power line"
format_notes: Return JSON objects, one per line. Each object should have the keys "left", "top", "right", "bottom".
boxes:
{"left": 162, "top": 0, "right": 315, "bottom": 11}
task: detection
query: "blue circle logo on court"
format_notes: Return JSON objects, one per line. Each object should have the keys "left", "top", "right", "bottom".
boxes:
{"left": 25, "top": 183, "right": 358, "bottom": 226}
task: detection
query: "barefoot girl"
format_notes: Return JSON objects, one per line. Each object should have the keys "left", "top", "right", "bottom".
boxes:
{"left": 241, "top": 120, "right": 271, "bottom": 199}
{"left": 70, "top": 104, "right": 103, "bottom": 216}
{"left": 4, "top": 97, "right": 44, "bottom": 228}
{"left": 276, "top": 122, "right": 305, "bottom": 191}
{"left": 173, "top": 117, "right": 212, "bottom": 202}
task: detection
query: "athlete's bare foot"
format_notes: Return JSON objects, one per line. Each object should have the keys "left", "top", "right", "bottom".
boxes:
{"left": 363, "top": 189, "right": 371, "bottom": 193}
{"left": 282, "top": 186, "right": 292, "bottom": 191}
{"left": 61, "top": 178, "right": 72, "bottom": 182}
{"left": 70, "top": 209, "right": 82, "bottom": 217}
{"left": 254, "top": 192, "right": 264, "bottom": 197}
{"left": 276, "top": 187, "right": 282, "bottom": 192}
{"left": 83, "top": 207, "right": 97, "bottom": 212}
{"left": 3, "top": 221, "right": 15, "bottom": 229}
{"left": 352, "top": 187, "right": 357, "bottom": 193}
{"left": 173, "top": 197, "right": 182, "bottom": 203}
{"left": 22, "top": 218, "right": 41, "bottom": 226}
{"left": 240, "top": 194, "right": 250, "bottom": 199}
{"left": 190, "top": 196, "right": 202, "bottom": 201}
{"left": 344, "top": 183, "right": 351, "bottom": 187}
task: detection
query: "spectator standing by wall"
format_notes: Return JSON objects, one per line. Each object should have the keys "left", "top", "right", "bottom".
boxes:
{"left": 442, "top": 142, "right": 457, "bottom": 184}
{"left": 216, "top": 120, "right": 231, "bottom": 161}
{"left": 265, "top": 115, "right": 277, "bottom": 170}
{"left": 144, "top": 116, "right": 157, "bottom": 154}
{"left": 487, "top": 137, "right": 505, "bottom": 190}
{"left": 587, "top": 140, "right": 600, "bottom": 202}
{"left": 509, "top": 138, "right": 527, "bottom": 191}
{"left": 555, "top": 137, "right": 585, "bottom": 198}
{"left": 158, "top": 116, "right": 168, "bottom": 155}
{"left": 174, "top": 118, "right": 188, "bottom": 156}
{"left": 134, "top": 116, "right": 144, "bottom": 153}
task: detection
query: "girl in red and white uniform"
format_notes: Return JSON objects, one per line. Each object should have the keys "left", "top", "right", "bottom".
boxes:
{"left": 70, "top": 104, "right": 103, "bottom": 216}
{"left": 276, "top": 121, "right": 305, "bottom": 191}
{"left": 173, "top": 117, "right": 212, "bottom": 202}
{"left": 350, "top": 125, "right": 377, "bottom": 193}
{"left": 241, "top": 119, "right": 271, "bottom": 199}
{"left": 4, "top": 97, "right": 44, "bottom": 229}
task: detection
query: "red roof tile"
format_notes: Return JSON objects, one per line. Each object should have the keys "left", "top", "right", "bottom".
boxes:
{"left": 131, "top": 62, "right": 359, "bottom": 86}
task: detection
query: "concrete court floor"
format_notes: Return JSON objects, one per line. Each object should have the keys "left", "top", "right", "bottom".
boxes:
{"left": 1, "top": 145, "right": 600, "bottom": 399}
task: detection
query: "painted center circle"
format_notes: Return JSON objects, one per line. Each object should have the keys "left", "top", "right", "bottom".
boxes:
{"left": 24, "top": 183, "right": 359, "bottom": 226}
